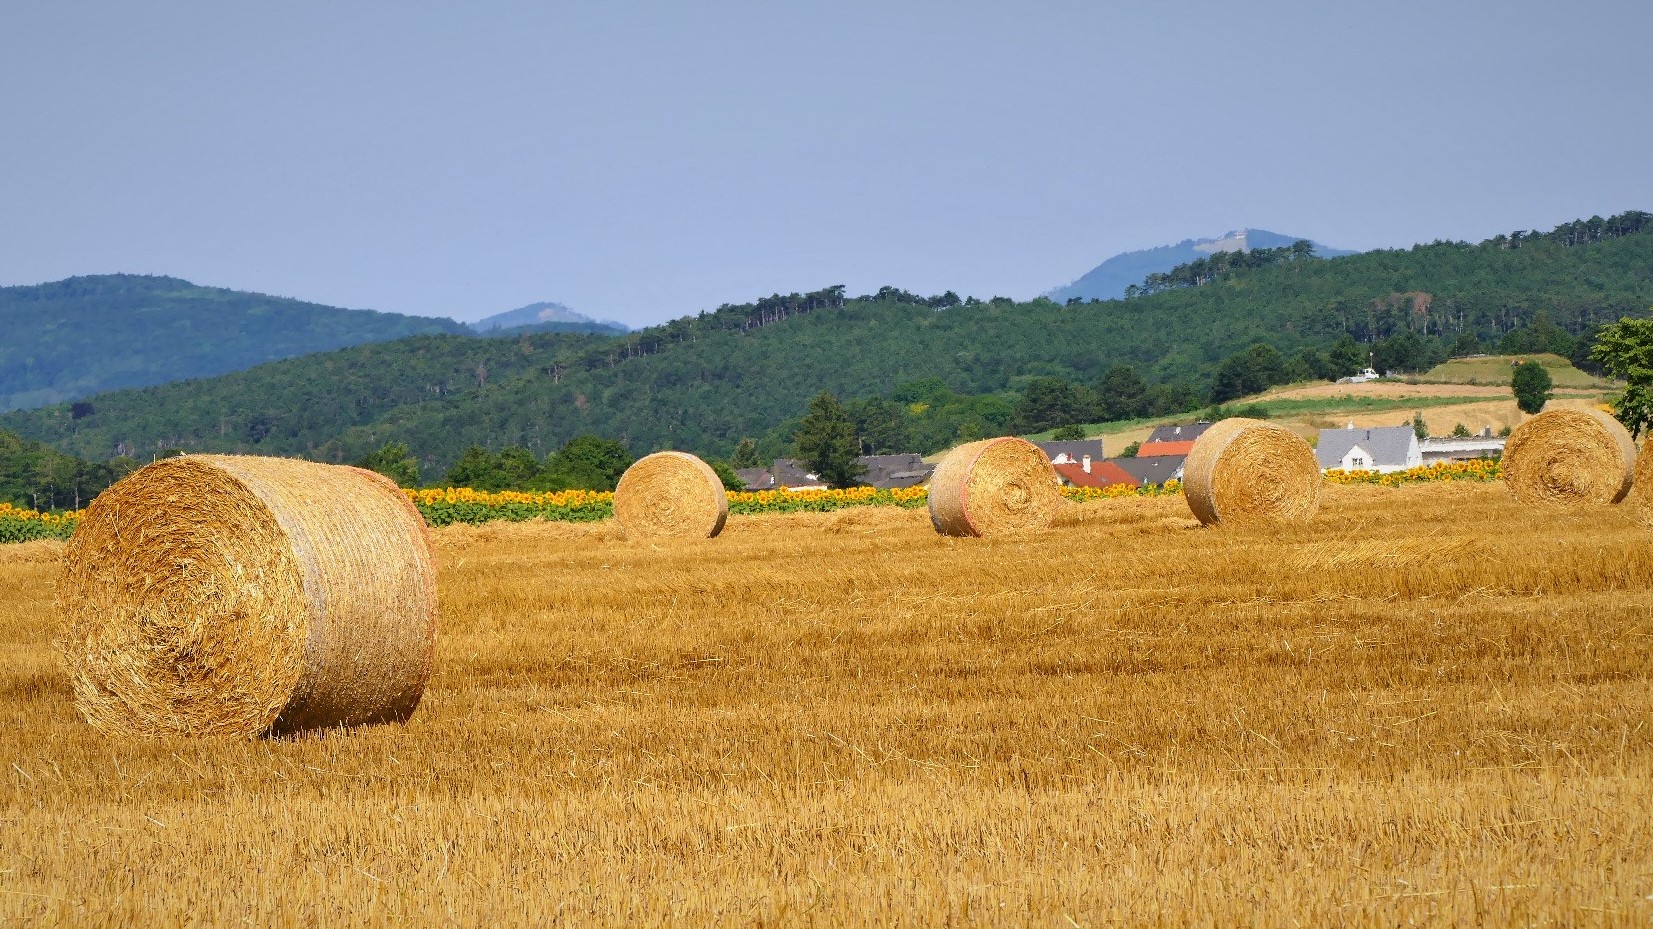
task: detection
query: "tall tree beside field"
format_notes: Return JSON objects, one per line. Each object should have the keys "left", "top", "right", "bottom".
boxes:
{"left": 354, "top": 441, "right": 421, "bottom": 487}
{"left": 795, "top": 392, "right": 865, "bottom": 488}
{"left": 1589, "top": 315, "right": 1653, "bottom": 436}
{"left": 1511, "top": 360, "right": 1553, "bottom": 415}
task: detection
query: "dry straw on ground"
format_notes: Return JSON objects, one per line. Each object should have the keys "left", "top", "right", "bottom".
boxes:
{"left": 1502, "top": 408, "right": 1636, "bottom": 508}
{"left": 1182, "top": 417, "right": 1321, "bottom": 527}
{"left": 928, "top": 436, "right": 1061, "bottom": 537}
{"left": 1630, "top": 436, "right": 1653, "bottom": 525}
{"left": 613, "top": 451, "right": 728, "bottom": 539}
{"left": 55, "top": 455, "right": 438, "bottom": 739}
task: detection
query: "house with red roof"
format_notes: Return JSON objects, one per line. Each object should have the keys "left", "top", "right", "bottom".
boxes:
{"left": 1135, "top": 421, "right": 1213, "bottom": 457}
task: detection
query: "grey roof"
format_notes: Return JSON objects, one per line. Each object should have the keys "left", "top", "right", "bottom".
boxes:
{"left": 734, "top": 467, "right": 773, "bottom": 490}
{"left": 1145, "top": 422, "right": 1214, "bottom": 444}
{"left": 738, "top": 455, "right": 933, "bottom": 490}
{"left": 1111, "top": 454, "right": 1185, "bottom": 485}
{"left": 1033, "top": 439, "right": 1105, "bottom": 462}
{"left": 1315, "top": 426, "right": 1416, "bottom": 468}
{"left": 858, "top": 453, "right": 933, "bottom": 489}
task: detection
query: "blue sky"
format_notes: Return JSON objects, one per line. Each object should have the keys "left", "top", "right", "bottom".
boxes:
{"left": 3, "top": 1, "right": 1649, "bottom": 327}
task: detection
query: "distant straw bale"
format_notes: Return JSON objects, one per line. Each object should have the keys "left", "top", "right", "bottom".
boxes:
{"left": 1182, "top": 418, "right": 1321, "bottom": 527}
{"left": 613, "top": 451, "right": 729, "bottom": 539}
{"left": 56, "top": 455, "right": 437, "bottom": 739}
{"left": 1502, "top": 408, "right": 1635, "bottom": 508}
{"left": 928, "top": 437, "right": 1061, "bottom": 537}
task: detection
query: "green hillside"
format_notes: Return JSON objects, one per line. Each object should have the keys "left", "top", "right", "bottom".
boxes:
{"left": 0, "top": 274, "right": 472, "bottom": 411}
{"left": 6, "top": 214, "right": 1652, "bottom": 473}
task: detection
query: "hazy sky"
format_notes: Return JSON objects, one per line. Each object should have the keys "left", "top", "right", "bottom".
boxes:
{"left": 3, "top": 1, "right": 1649, "bottom": 327}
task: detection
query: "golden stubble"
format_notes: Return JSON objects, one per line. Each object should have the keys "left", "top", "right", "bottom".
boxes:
{"left": 3, "top": 482, "right": 1652, "bottom": 926}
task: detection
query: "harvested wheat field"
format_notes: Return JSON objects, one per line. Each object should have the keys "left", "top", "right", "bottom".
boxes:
{"left": 3, "top": 484, "right": 1653, "bottom": 926}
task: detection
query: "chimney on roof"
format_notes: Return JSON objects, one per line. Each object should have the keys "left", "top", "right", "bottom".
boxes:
{"left": 1082, "top": 454, "right": 1092, "bottom": 473}
{"left": 1173, "top": 426, "right": 1182, "bottom": 435}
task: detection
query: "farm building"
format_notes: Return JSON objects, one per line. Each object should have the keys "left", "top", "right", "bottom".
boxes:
{"left": 1419, "top": 434, "right": 1505, "bottom": 464}
{"left": 737, "top": 454, "right": 933, "bottom": 491}
{"left": 1315, "top": 424, "right": 1422, "bottom": 473}
{"left": 1136, "top": 422, "right": 1213, "bottom": 457}
{"left": 1052, "top": 453, "right": 1184, "bottom": 489}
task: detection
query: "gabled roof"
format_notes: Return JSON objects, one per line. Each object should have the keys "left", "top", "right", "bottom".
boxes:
{"left": 1111, "top": 454, "right": 1185, "bottom": 485}
{"left": 1145, "top": 422, "right": 1213, "bottom": 444}
{"left": 1315, "top": 426, "right": 1416, "bottom": 468}
{"left": 859, "top": 453, "right": 933, "bottom": 489}
{"left": 1136, "top": 439, "right": 1196, "bottom": 457}
{"left": 1053, "top": 459, "right": 1137, "bottom": 488}
{"left": 1033, "top": 439, "right": 1105, "bottom": 462}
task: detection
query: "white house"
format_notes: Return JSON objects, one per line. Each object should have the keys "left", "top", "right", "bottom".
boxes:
{"left": 1314, "top": 424, "right": 1422, "bottom": 473}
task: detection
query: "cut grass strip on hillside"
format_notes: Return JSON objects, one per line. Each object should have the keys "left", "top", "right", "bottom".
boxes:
{"left": 1416, "top": 352, "right": 1610, "bottom": 389}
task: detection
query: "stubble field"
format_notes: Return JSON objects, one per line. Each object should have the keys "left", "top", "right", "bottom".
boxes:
{"left": 2, "top": 483, "right": 1651, "bottom": 926}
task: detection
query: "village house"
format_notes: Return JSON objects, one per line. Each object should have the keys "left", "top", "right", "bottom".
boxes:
{"left": 1418, "top": 430, "right": 1505, "bottom": 464}
{"left": 1315, "top": 424, "right": 1421, "bottom": 473}
{"left": 1135, "top": 422, "right": 1212, "bottom": 457}
{"left": 1051, "top": 453, "right": 1185, "bottom": 489}
{"left": 737, "top": 453, "right": 933, "bottom": 491}
{"left": 1033, "top": 438, "right": 1105, "bottom": 465}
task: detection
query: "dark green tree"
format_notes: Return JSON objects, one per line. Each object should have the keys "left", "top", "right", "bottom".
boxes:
{"left": 1210, "top": 344, "right": 1288, "bottom": 403}
{"left": 1096, "top": 364, "right": 1148, "bottom": 421}
{"left": 731, "top": 437, "right": 760, "bottom": 469}
{"left": 1051, "top": 424, "right": 1086, "bottom": 441}
{"left": 1119, "top": 440, "right": 1141, "bottom": 458}
{"left": 1326, "top": 335, "right": 1368, "bottom": 379}
{"left": 540, "top": 435, "right": 634, "bottom": 490}
{"left": 1013, "top": 377, "right": 1089, "bottom": 432}
{"left": 1412, "top": 412, "right": 1428, "bottom": 440}
{"left": 1511, "top": 360, "right": 1553, "bottom": 415}
{"left": 355, "top": 441, "right": 421, "bottom": 487}
{"left": 1590, "top": 316, "right": 1653, "bottom": 436}
{"left": 794, "top": 392, "right": 865, "bottom": 488}
{"left": 443, "top": 445, "right": 496, "bottom": 488}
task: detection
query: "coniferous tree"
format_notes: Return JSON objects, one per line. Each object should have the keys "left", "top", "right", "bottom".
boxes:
{"left": 794, "top": 392, "right": 865, "bottom": 488}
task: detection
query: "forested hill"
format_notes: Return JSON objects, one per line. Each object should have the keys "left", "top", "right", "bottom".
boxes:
{"left": 0, "top": 274, "right": 471, "bottom": 411}
{"left": 6, "top": 214, "right": 1653, "bottom": 473}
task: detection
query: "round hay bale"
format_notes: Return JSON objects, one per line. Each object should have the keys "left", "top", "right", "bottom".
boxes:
{"left": 928, "top": 437, "right": 1062, "bottom": 537}
{"left": 1502, "top": 408, "right": 1635, "bottom": 508}
{"left": 1182, "top": 418, "right": 1321, "bottom": 527}
{"left": 56, "top": 455, "right": 437, "bottom": 739}
{"left": 613, "top": 451, "right": 729, "bottom": 539}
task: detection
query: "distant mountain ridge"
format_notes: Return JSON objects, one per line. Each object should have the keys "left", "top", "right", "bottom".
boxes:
{"left": 469, "top": 301, "right": 628, "bottom": 336}
{"left": 0, "top": 274, "right": 471, "bottom": 412}
{"left": 1045, "top": 229, "right": 1357, "bottom": 303}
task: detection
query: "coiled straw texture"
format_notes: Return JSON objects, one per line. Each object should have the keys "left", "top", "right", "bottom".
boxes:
{"left": 1182, "top": 418, "right": 1321, "bottom": 527}
{"left": 928, "top": 437, "right": 1061, "bottom": 537}
{"left": 1501, "top": 408, "right": 1635, "bottom": 508}
{"left": 56, "top": 455, "right": 438, "bottom": 739}
{"left": 613, "top": 451, "right": 729, "bottom": 539}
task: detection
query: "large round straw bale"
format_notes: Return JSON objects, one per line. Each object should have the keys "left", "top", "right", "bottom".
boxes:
{"left": 1501, "top": 408, "right": 1635, "bottom": 508}
{"left": 1182, "top": 418, "right": 1321, "bottom": 527}
{"left": 1626, "top": 435, "right": 1653, "bottom": 525}
{"left": 56, "top": 455, "right": 438, "bottom": 739}
{"left": 613, "top": 451, "right": 729, "bottom": 539}
{"left": 928, "top": 437, "right": 1062, "bottom": 537}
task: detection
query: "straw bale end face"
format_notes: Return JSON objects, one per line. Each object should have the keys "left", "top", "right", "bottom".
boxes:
{"left": 1502, "top": 408, "right": 1636, "bottom": 508}
{"left": 55, "top": 455, "right": 438, "bottom": 740}
{"left": 613, "top": 451, "right": 729, "bottom": 539}
{"left": 928, "top": 437, "right": 1062, "bottom": 537}
{"left": 1182, "top": 418, "right": 1321, "bottom": 528}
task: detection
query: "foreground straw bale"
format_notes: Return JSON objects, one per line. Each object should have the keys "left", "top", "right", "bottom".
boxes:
{"left": 613, "top": 451, "right": 728, "bottom": 539}
{"left": 1182, "top": 417, "right": 1321, "bottom": 527}
{"left": 1503, "top": 408, "right": 1636, "bottom": 508}
{"left": 927, "top": 436, "right": 1062, "bottom": 537}
{"left": 56, "top": 455, "right": 437, "bottom": 739}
